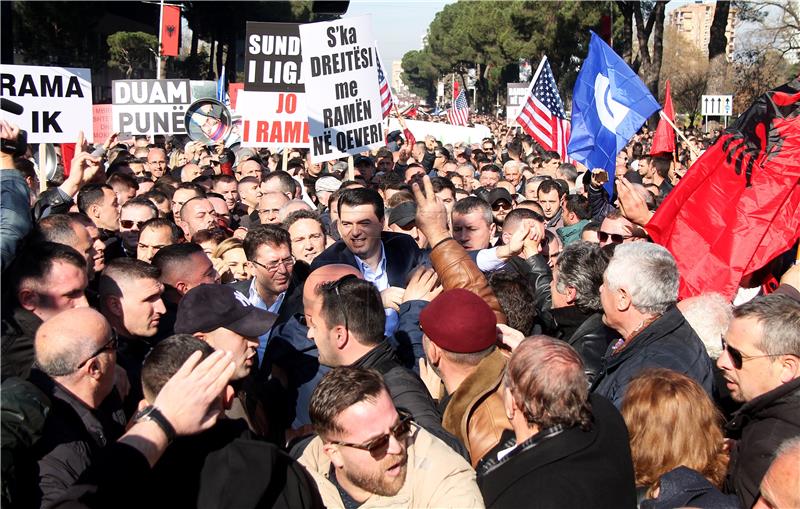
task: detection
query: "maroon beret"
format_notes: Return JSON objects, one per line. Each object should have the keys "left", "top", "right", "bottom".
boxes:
{"left": 419, "top": 289, "right": 497, "bottom": 353}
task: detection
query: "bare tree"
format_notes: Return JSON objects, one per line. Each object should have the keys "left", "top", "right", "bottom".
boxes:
{"left": 706, "top": 1, "right": 731, "bottom": 94}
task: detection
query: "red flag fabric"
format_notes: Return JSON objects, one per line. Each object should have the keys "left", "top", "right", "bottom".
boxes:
{"left": 161, "top": 4, "right": 181, "bottom": 57}
{"left": 647, "top": 79, "right": 800, "bottom": 300}
{"left": 60, "top": 143, "right": 75, "bottom": 179}
{"left": 650, "top": 80, "right": 675, "bottom": 156}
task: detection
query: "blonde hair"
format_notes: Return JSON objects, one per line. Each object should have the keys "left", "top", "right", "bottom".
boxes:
{"left": 621, "top": 369, "right": 728, "bottom": 497}
{"left": 212, "top": 237, "right": 244, "bottom": 259}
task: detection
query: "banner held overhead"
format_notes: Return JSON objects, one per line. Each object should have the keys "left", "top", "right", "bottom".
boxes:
{"left": 299, "top": 14, "right": 384, "bottom": 162}
{"left": 0, "top": 64, "right": 92, "bottom": 143}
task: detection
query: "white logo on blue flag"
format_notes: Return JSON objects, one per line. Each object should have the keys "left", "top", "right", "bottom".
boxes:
{"left": 567, "top": 31, "right": 661, "bottom": 193}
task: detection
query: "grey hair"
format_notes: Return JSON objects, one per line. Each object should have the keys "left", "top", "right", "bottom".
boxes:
{"left": 604, "top": 243, "right": 678, "bottom": 315}
{"left": 732, "top": 294, "right": 800, "bottom": 357}
{"left": 35, "top": 338, "right": 96, "bottom": 378}
{"left": 555, "top": 241, "right": 610, "bottom": 312}
{"left": 452, "top": 196, "right": 493, "bottom": 226}
{"left": 774, "top": 436, "right": 800, "bottom": 458}
{"left": 677, "top": 293, "right": 732, "bottom": 358}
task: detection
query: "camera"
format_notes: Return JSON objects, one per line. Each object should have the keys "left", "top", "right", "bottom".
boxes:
{"left": 1, "top": 97, "right": 29, "bottom": 157}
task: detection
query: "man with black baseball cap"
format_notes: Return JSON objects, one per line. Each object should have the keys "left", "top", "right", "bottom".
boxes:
{"left": 487, "top": 188, "right": 515, "bottom": 231}
{"left": 387, "top": 201, "right": 428, "bottom": 249}
{"left": 174, "top": 284, "right": 280, "bottom": 439}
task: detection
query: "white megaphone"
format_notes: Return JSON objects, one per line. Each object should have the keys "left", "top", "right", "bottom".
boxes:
{"left": 33, "top": 143, "right": 59, "bottom": 191}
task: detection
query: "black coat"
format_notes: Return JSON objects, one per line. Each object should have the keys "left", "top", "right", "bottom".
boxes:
{"left": 310, "top": 231, "right": 426, "bottom": 288}
{"left": 477, "top": 394, "right": 636, "bottom": 509}
{"left": 1, "top": 307, "right": 42, "bottom": 381}
{"left": 551, "top": 307, "right": 616, "bottom": 385}
{"left": 724, "top": 377, "right": 800, "bottom": 509}
{"left": 590, "top": 305, "right": 714, "bottom": 408}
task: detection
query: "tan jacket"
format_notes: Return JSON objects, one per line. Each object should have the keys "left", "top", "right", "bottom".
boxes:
{"left": 442, "top": 349, "right": 513, "bottom": 467}
{"left": 299, "top": 424, "right": 485, "bottom": 509}
{"left": 430, "top": 238, "right": 507, "bottom": 325}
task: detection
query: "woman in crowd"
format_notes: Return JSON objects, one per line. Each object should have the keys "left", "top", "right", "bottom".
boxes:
{"left": 621, "top": 368, "right": 737, "bottom": 509}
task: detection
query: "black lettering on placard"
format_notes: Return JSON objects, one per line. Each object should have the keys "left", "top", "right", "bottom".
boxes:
{"left": 332, "top": 121, "right": 382, "bottom": 152}
{"left": 309, "top": 47, "right": 373, "bottom": 78}
{"left": 1, "top": 73, "right": 84, "bottom": 98}
{"left": 312, "top": 131, "right": 333, "bottom": 155}
{"left": 30, "top": 111, "right": 62, "bottom": 133}
{"left": 322, "top": 98, "right": 372, "bottom": 129}
{"left": 116, "top": 109, "right": 186, "bottom": 135}
{"left": 244, "top": 22, "right": 304, "bottom": 93}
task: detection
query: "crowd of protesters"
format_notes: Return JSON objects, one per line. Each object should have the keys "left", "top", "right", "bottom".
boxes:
{"left": 1, "top": 110, "right": 799, "bottom": 509}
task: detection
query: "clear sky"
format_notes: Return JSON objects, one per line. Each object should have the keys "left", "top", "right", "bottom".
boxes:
{"left": 344, "top": 0, "right": 454, "bottom": 66}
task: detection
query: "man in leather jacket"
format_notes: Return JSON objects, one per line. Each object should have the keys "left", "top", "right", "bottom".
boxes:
{"left": 549, "top": 241, "right": 617, "bottom": 384}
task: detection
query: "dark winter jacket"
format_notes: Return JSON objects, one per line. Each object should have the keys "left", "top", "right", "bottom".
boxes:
{"left": 590, "top": 305, "right": 714, "bottom": 408}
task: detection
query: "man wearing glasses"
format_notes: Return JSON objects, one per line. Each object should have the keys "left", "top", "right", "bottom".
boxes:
{"left": 234, "top": 225, "right": 307, "bottom": 365}
{"left": 31, "top": 308, "right": 125, "bottom": 507}
{"left": 597, "top": 210, "right": 648, "bottom": 247}
{"left": 300, "top": 367, "right": 483, "bottom": 508}
{"left": 718, "top": 294, "right": 800, "bottom": 509}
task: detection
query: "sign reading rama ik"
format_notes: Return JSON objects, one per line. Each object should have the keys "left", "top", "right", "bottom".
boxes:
{"left": 0, "top": 65, "right": 92, "bottom": 143}
{"left": 112, "top": 79, "right": 191, "bottom": 135}
{"left": 299, "top": 14, "right": 384, "bottom": 162}
{"left": 241, "top": 22, "right": 309, "bottom": 148}
{"left": 701, "top": 95, "right": 733, "bottom": 116}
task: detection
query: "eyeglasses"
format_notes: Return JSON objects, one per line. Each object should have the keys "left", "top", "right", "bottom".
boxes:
{"left": 319, "top": 274, "right": 358, "bottom": 334}
{"left": 76, "top": 330, "right": 118, "bottom": 369}
{"left": 597, "top": 231, "right": 635, "bottom": 244}
{"left": 721, "top": 339, "right": 789, "bottom": 370}
{"left": 492, "top": 201, "right": 513, "bottom": 212}
{"left": 251, "top": 256, "right": 296, "bottom": 274}
{"left": 328, "top": 410, "right": 413, "bottom": 456}
{"left": 120, "top": 219, "right": 148, "bottom": 230}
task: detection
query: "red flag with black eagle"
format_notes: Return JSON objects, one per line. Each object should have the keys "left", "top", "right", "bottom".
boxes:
{"left": 647, "top": 78, "right": 800, "bottom": 301}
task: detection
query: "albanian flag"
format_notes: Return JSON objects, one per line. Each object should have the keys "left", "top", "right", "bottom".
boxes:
{"left": 647, "top": 78, "right": 800, "bottom": 300}
{"left": 650, "top": 80, "right": 675, "bottom": 157}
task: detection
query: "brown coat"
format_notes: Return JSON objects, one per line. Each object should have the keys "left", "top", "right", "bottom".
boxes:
{"left": 442, "top": 349, "right": 513, "bottom": 467}
{"left": 429, "top": 238, "right": 507, "bottom": 325}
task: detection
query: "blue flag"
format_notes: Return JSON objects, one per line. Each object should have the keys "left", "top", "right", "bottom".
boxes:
{"left": 568, "top": 31, "right": 660, "bottom": 193}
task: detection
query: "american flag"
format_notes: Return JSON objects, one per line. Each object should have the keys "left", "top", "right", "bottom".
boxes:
{"left": 376, "top": 56, "right": 393, "bottom": 119}
{"left": 517, "top": 56, "right": 572, "bottom": 163}
{"left": 447, "top": 80, "right": 469, "bottom": 126}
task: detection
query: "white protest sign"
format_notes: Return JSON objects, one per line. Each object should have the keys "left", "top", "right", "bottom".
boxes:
{"left": 112, "top": 79, "right": 191, "bottom": 135}
{"left": 240, "top": 22, "right": 309, "bottom": 148}
{"left": 300, "top": 15, "right": 384, "bottom": 163}
{"left": 387, "top": 118, "right": 491, "bottom": 145}
{"left": 238, "top": 90, "right": 310, "bottom": 148}
{"left": 0, "top": 65, "right": 92, "bottom": 143}
{"left": 506, "top": 83, "right": 529, "bottom": 127}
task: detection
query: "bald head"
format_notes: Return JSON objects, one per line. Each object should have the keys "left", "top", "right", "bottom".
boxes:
{"left": 757, "top": 438, "right": 800, "bottom": 509}
{"left": 35, "top": 308, "right": 111, "bottom": 378}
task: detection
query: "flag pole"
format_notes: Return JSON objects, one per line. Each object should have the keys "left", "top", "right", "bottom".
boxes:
{"left": 659, "top": 110, "right": 699, "bottom": 159}
{"left": 156, "top": 0, "right": 164, "bottom": 80}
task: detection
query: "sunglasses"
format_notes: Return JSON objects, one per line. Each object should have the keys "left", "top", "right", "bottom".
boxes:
{"left": 492, "top": 201, "right": 512, "bottom": 211}
{"left": 319, "top": 274, "right": 359, "bottom": 334}
{"left": 77, "top": 330, "right": 119, "bottom": 369}
{"left": 328, "top": 410, "right": 413, "bottom": 456}
{"left": 597, "top": 231, "right": 635, "bottom": 244}
{"left": 721, "top": 339, "right": 788, "bottom": 370}
{"left": 120, "top": 219, "right": 148, "bottom": 230}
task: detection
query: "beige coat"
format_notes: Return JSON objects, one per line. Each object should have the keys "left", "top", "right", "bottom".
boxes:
{"left": 299, "top": 424, "right": 485, "bottom": 509}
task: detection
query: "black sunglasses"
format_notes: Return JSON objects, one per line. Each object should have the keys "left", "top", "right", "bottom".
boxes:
{"left": 492, "top": 201, "right": 512, "bottom": 212}
{"left": 319, "top": 274, "right": 360, "bottom": 333}
{"left": 721, "top": 338, "right": 788, "bottom": 370}
{"left": 120, "top": 219, "right": 148, "bottom": 230}
{"left": 597, "top": 231, "right": 635, "bottom": 244}
{"left": 77, "top": 330, "right": 119, "bottom": 369}
{"left": 328, "top": 410, "right": 413, "bottom": 456}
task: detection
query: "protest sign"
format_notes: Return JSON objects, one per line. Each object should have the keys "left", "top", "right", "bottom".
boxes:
{"left": 238, "top": 90, "right": 309, "bottom": 148}
{"left": 112, "top": 79, "right": 191, "bottom": 135}
{"left": 506, "top": 83, "right": 528, "bottom": 127}
{"left": 92, "top": 104, "right": 113, "bottom": 144}
{"left": 245, "top": 22, "right": 303, "bottom": 93}
{"left": 300, "top": 15, "right": 384, "bottom": 162}
{"left": 241, "top": 22, "right": 309, "bottom": 148}
{"left": 387, "top": 118, "right": 491, "bottom": 145}
{"left": 0, "top": 64, "right": 92, "bottom": 143}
